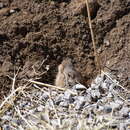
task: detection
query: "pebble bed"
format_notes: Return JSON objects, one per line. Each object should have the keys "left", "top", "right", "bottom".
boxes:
{"left": 0, "top": 72, "right": 130, "bottom": 130}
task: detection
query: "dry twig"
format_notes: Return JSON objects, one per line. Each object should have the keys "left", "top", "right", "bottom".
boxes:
{"left": 102, "top": 70, "right": 130, "bottom": 93}
{"left": 29, "top": 80, "right": 77, "bottom": 95}
{"left": 15, "top": 107, "right": 33, "bottom": 129}
{"left": 85, "top": 0, "right": 101, "bottom": 72}
{"left": 0, "top": 86, "right": 23, "bottom": 110}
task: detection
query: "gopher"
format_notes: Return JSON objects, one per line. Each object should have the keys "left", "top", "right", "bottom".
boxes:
{"left": 55, "top": 58, "right": 83, "bottom": 88}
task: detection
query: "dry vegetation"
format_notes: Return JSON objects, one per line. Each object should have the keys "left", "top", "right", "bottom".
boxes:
{"left": 0, "top": 68, "right": 130, "bottom": 129}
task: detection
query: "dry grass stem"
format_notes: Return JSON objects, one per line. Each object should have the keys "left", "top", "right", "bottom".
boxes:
{"left": 48, "top": 95, "right": 61, "bottom": 127}
{"left": 29, "top": 80, "right": 77, "bottom": 95}
{"left": 15, "top": 107, "right": 33, "bottom": 129}
{"left": 29, "top": 80, "right": 65, "bottom": 90}
{"left": 85, "top": 0, "right": 101, "bottom": 72}
{"left": 0, "top": 86, "right": 24, "bottom": 110}
{"left": 24, "top": 91, "right": 46, "bottom": 104}
{"left": 24, "top": 110, "right": 39, "bottom": 119}
{"left": 113, "top": 89, "right": 130, "bottom": 105}
{"left": 102, "top": 71, "right": 130, "bottom": 93}
{"left": 11, "top": 67, "right": 20, "bottom": 92}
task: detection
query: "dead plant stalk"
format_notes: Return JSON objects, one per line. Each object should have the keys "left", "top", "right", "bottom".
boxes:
{"left": 29, "top": 80, "right": 77, "bottom": 95}
{"left": 85, "top": 0, "right": 101, "bottom": 72}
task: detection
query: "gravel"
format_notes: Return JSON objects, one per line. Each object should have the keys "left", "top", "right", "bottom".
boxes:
{"left": 0, "top": 72, "right": 130, "bottom": 130}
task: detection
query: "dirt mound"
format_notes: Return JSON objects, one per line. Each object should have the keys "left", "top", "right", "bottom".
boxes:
{"left": 0, "top": 0, "right": 130, "bottom": 100}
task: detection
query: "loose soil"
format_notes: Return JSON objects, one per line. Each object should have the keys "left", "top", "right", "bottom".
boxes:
{"left": 0, "top": 0, "right": 130, "bottom": 100}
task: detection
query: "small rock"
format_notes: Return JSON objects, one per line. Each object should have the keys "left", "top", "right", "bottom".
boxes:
{"left": 10, "top": 8, "right": 20, "bottom": 14}
{"left": 109, "top": 82, "right": 117, "bottom": 91}
{"left": 64, "top": 90, "right": 74, "bottom": 103}
{"left": 86, "top": 87, "right": 91, "bottom": 94}
{"left": 104, "top": 39, "right": 110, "bottom": 47}
{"left": 91, "top": 83, "right": 100, "bottom": 89}
{"left": 107, "top": 93, "right": 113, "bottom": 98}
{"left": 55, "top": 94, "right": 64, "bottom": 105}
{"left": 20, "top": 101, "right": 31, "bottom": 109}
{"left": 109, "top": 102, "right": 122, "bottom": 110}
{"left": 64, "top": 90, "right": 72, "bottom": 100}
{"left": 35, "top": 91, "right": 42, "bottom": 97}
{"left": 110, "top": 123, "right": 118, "bottom": 129}
{"left": 119, "top": 123, "right": 126, "bottom": 130}
{"left": 46, "top": 99, "right": 54, "bottom": 110}
{"left": 104, "top": 106, "right": 112, "bottom": 113}
{"left": 85, "top": 93, "right": 92, "bottom": 103}
{"left": 12, "top": 118, "right": 22, "bottom": 126}
{"left": 41, "top": 109, "right": 50, "bottom": 123}
{"left": 90, "top": 89, "right": 101, "bottom": 101}
{"left": 74, "top": 84, "right": 86, "bottom": 90}
{"left": 29, "top": 109, "right": 35, "bottom": 114}
{"left": 101, "top": 82, "right": 109, "bottom": 90}
{"left": 59, "top": 101, "right": 69, "bottom": 108}
{"left": 94, "top": 75, "right": 104, "bottom": 86}
{"left": 51, "top": 91, "right": 57, "bottom": 97}
{"left": 99, "top": 97, "right": 108, "bottom": 103}
{"left": 5, "top": 111, "right": 13, "bottom": 116}
{"left": 50, "top": 119, "right": 60, "bottom": 128}
{"left": 119, "top": 107, "right": 130, "bottom": 118}
{"left": 74, "top": 96, "right": 86, "bottom": 110}
{"left": 36, "top": 105, "right": 44, "bottom": 112}
{"left": 2, "top": 125, "right": 11, "bottom": 130}
{"left": 129, "top": 112, "right": 130, "bottom": 118}
{"left": 97, "top": 105, "right": 104, "bottom": 112}
{"left": 42, "top": 91, "right": 49, "bottom": 100}
{"left": 115, "top": 99, "right": 124, "bottom": 106}
{"left": 10, "top": 9, "right": 15, "bottom": 14}
{"left": 87, "top": 116, "right": 93, "bottom": 124}
{"left": 2, "top": 115, "right": 12, "bottom": 121}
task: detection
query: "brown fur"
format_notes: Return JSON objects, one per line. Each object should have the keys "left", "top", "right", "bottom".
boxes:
{"left": 55, "top": 58, "right": 84, "bottom": 88}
